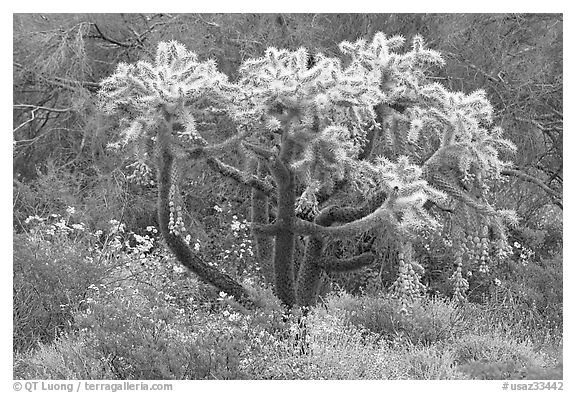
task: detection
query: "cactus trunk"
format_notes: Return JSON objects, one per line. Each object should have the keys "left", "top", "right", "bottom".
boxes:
{"left": 251, "top": 162, "right": 275, "bottom": 284}
{"left": 269, "top": 138, "right": 297, "bottom": 307}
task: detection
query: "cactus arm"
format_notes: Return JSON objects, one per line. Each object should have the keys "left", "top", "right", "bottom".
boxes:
{"left": 318, "top": 253, "right": 376, "bottom": 272}
{"left": 267, "top": 138, "right": 297, "bottom": 307}
{"left": 251, "top": 222, "right": 283, "bottom": 236}
{"left": 423, "top": 199, "right": 455, "bottom": 213}
{"left": 427, "top": 170, "right": 498, "bottom": 217}
{"left": 357, "top": 122, "right": 381, "bottom": 161}
{"left": 178, "top": 129, "right": 278, "bottom": 198}
{"left": 293, "top": 204, "right": 398, "bottom": 239}
{"left": 242, "top": 141, "right": 277, "bottom": 160}
{"left": 185, "top": 130, "right": 248, "bottom": 159}
{"left": 204, "top": 157, "right": 276, "bottom": 197}
{"left": 358, "top": 103, "right": 390, "bottom": 161}
{"left": 156, "top": 112, "right": 254, "bottom": 308}
{"left": 295, "top": 194, "right": 387, "bottom": 306}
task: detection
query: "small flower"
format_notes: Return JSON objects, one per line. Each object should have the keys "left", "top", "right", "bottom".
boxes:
{"left": 513, "top": 241, "right": 521, "bottom": 249}
{"left": 66, "top": 206, "right": 76, "bottom": 215}
{"left": 213, "top": 205, "right": 223, "bottom": 213}
{"left": 494, "top": 278, "right": 502, "bottom": 287}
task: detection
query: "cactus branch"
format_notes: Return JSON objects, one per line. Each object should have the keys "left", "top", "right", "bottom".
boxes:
{"left": 204, "top": 157, "right": 276, "bottom": 197}
{"left": 185, "top": 130, "right": 248, "bottom": 159}
{"left": 251, "top": 222, "right": 283, "bottom": 236}
{"left": 296, "top": 193, "right": 386, "bottom": 306}
{"left": 318, "top": 253, "right": 376, "bottom": 272}
{"left": 293, "top": 204, "right": 398, "bottom": 239}
{"left": 156, "top": 113, "right": 254, "bottom": 308}
{"left": 428, "top": 171, "right": 498, "bottom": 217}
{"left": 242, "top": 141, "right": 277, "bottom": 160}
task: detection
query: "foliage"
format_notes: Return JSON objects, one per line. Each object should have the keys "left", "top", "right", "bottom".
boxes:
{"left": 487, "top": 254, "right": 563, "bottom": 336}
{"left": 13, "top": 211, "right": 116, "bottom": 353}
{"left": 13, "top": 14, "right": 562, "bottom": 381}
{"left": 326, "top": 292, "right": 472, "bottom": 345}
{"left": 15, "top": 282, "right": 560, "bottom": 380}
{"left": 453, "top": 333, "right": 554, "bottom": 379}
{"left": 13, "top": 210, "right": 562, "bottom": 379}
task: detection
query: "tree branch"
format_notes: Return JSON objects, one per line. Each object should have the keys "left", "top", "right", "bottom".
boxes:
{"left": 13, "top": 104, "right": 73, "bottom": 113}
{"left": 91, "top": 23, "right": 131, "bottom": 48}
{"left": 501, "top": 168, "right": 562, "bottom": 209}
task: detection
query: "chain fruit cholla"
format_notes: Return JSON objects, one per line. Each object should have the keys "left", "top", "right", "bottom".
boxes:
{"left": 99, "top": 33, "right": 517, "bottom": 309}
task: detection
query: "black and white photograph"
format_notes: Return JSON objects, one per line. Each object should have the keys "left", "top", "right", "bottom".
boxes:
{"left": 12, "top": 12, "right": 564, "bottom": 384}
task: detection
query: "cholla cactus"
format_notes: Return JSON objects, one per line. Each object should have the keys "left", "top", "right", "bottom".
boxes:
{"left": 100, "top": 40, "right": 228, "bottom": 115}
{"left": 99, "top": 32, "right": 517, "bottom": 309}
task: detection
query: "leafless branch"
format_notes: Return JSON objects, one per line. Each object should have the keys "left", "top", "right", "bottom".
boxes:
{"left": 501, "top": 168, "right": 562, "bottom": 209}
{"left": 91, "top": 23, "right": 131, "bottom": 48}
{"left": 14, "top": 104, "right": 73, "bottom": 113}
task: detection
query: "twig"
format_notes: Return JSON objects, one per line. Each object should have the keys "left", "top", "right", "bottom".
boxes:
{"left": 91, "top": 23, "right": 131, "bottom": 48}
{"left": 14, "top": 104, "right": 73, "bottom": 113}
{"left": 501, "top": 168, "right": 562, "bottom": 209}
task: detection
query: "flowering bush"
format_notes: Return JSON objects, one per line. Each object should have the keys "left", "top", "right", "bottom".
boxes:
{"left": 15, "top": 281, "right": 558, "bottom": 380}
{"left": 14, "top": 210, "right": 116, "bottom": 353}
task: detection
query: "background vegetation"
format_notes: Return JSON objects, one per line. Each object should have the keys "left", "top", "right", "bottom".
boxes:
{"left": 13, "top": 13, "right": 562, "bottom": 380}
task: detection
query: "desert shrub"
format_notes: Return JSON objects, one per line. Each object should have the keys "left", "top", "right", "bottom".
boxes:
{"left": 13, "top": 154, "right": 163, "bottom": 238}
{"left": 405, "top": 346, "right": 465, "bottom": 379}
{"left": 13, "top": 334, "right": 115, "bottom": 380}
{"left": 13, "top": 213, "right": 116, "bottom": 353}
{"left": 15, "top": 274, "right": 561, "bottom": 380}
{"left": 237, "top": 308, "right": 406, "bottom": 379}
{"left": 325, "top": 292, "right": 470, "bottom": 345}
{"left": 486, "top": 253, "right": 562, "bottom": 338}
{"left": 18, "top": 249, "right": 291, "bottom": 380}
{"left": 452, "top": 333, "right": 548, "bottom": 379}
{"left": 13, "top": 208, "right": 174, "bottom": 353}
{"left": 459, "top": 359, "right": 563, "bottom": 380}
{"left": 13, "top": 163, "right": 83, "bottom": 232}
